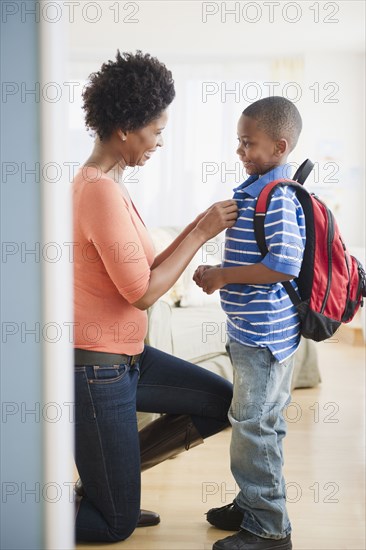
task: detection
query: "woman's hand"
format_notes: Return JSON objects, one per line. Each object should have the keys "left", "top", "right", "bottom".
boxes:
{"left": 193, "top": 265, "right": 215, "bottom": 286}
{"left": 194, "top": 200, "right": 238, "bottom": 240}
{"left": 191, "top": 207, "right": 210, "bottom": 227}
{"left": 198, "top": 267, "right": 225, "bottom": 294}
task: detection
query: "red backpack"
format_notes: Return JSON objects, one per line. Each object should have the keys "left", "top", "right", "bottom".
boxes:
{"left": 254, "top": 160, "right": 366, "bottom": 342}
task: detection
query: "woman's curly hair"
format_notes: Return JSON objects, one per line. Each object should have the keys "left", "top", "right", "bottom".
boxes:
{"left": 82, "top": 50, "right": 175, "bottom": 140}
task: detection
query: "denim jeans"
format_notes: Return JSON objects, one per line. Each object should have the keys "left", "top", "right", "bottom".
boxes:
{"left": 74, "top": 344, "right": 232, "bottom": 542}
{"left": 227, "top": 340, "right": 295, "bottom": 540}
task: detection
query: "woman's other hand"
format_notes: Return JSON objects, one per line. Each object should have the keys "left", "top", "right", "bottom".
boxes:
{"left": 199, "top": 267, "right": 225, "bottom": 294}
{"left": 195, "top": 200, "right": 238, "bottom": 240}
{"left": 191, "top": 207, "right": 210, "bottom": 227}
{"left": 193, "top": 265, "right": 215, "bottom": 287}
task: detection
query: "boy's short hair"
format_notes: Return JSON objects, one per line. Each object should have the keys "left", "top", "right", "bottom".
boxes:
{"left": 243, "top": 96, "right": 302, "bottom": 151}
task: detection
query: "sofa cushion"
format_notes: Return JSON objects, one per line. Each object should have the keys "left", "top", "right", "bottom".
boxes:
{"left": 149, "top": 225, "right": 224, "bottom": 307}
{"left": 148, "top": 226, "right": 185, "bottom": 305}
{"left": 146, "top": 300, "right": 321, "bottom": 390}
{"left": 179, "top": 237, "right": 224, "bottom": 307}
{"left": 170, "top": 304, "right": 227, "bottom": 362}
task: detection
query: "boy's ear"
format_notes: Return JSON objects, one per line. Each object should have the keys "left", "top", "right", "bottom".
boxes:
{"left": 275, "top": 138, "right": 288, "bottom": 157}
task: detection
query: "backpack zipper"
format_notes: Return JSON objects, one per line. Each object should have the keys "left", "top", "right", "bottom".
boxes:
{"left": 320, "top": 204, "right": 335, "bottom": 314}
{"left": 355, "top": 257, "right": 366, "bottom": 305}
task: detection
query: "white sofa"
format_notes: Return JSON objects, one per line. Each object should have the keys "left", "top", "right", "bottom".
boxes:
{"left": 137, "top": 227, "right": 321, "bottom": 428}
{"left": 146, "top": 299, "right": 321, "bottom": 388}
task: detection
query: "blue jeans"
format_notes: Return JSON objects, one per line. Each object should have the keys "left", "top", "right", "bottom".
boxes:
{"left": 227, "top": 340, "right": 295, "bottom": 540}
{"left": 74, "top": 345, "right": 232, "bottom": 542}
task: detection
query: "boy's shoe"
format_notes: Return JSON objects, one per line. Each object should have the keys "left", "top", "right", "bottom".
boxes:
{"left": 213, "top": 530, "right": 292, "bottom": 550}
{"left": 206, "top": 500, "right": 243, "bottom": 531}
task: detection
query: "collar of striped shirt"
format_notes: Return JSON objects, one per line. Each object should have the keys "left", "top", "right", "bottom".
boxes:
{"left": 233, "top": 163, "right": 293, "bottom": 197}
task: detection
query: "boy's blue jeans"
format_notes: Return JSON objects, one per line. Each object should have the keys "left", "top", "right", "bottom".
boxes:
{"left": 227, "top": 339, "right": 295, "bottom": 540}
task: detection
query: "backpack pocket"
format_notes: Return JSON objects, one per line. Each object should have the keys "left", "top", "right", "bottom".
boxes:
{"left": 342, "top": 256, "right": 366, "bottom": 323}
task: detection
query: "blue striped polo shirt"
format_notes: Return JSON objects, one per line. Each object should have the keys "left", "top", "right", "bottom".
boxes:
{"left": 220, "top": 163, "right": 306, "bottom": 363}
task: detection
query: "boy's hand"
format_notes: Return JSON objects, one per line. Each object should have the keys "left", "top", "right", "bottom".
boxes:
{"left": 200, "top": 267, "right": 225, "bottom": 294}
{"left": 193, "top": 265, "right": 214, "bottom": 286}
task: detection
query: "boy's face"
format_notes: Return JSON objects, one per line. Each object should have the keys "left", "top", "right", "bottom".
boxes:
{"left": 236, "top": 114, "right": 284, "bottom": 176}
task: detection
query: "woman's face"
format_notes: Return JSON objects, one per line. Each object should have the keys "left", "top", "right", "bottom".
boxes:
{"left": 122, "top": 109, "right": 169, "bottom": 167}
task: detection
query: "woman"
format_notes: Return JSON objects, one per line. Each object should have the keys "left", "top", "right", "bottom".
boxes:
{"left": 73, "top": 50, "right": 238, "bottom": 543}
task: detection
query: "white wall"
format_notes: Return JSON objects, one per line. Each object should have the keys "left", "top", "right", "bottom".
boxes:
{"left": 66, "top": 0, "right": 365, "bottom": 248}
{"left": 68, "top": 1, "right": 364, "bottom": 58}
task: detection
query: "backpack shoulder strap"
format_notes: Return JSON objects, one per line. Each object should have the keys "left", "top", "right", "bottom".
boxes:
{"left": 254, "top": 178, "right": 307, "bottom": 306}
{"left": 293, "top": 159, "right": 314, "bottom": 185}
{"left": 254, "top": 178, "right": 299, "bottom": 257}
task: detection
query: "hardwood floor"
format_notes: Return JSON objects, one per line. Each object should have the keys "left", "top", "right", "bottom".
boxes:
{"left": 77, "top": 337, "right": 365, "bottom": 550}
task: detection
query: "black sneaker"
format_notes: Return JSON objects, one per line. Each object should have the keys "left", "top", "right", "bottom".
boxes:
{"left": 206, "top": 500, "right": 243, "bottom": 531}
{"left": 213, "top": 529, "right": 292, "bottom": 550}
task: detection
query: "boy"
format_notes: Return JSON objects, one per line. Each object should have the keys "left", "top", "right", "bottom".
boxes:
{"left": 194, "top": 96, "right": 305, "bottom": 550}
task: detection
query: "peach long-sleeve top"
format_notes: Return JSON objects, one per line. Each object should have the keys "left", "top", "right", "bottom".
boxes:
{"left": 72, "top": 166, "right": 155, "bottom": 355}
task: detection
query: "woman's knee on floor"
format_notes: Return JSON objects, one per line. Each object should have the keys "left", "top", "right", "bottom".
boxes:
{"left": 106, "top": 520, "right": 137, "bottom": 543}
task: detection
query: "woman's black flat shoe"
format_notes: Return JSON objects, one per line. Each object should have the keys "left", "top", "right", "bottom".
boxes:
{"left": 138, "top": 509, "right": 160, "bottom": 527}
